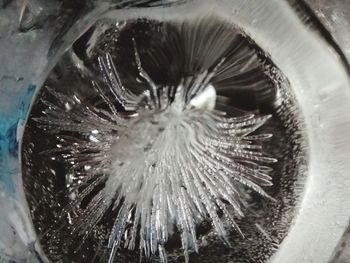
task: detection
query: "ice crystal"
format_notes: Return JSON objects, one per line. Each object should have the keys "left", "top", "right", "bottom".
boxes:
{"left": 34, "top": 41, "right": 276, "bottom": 262}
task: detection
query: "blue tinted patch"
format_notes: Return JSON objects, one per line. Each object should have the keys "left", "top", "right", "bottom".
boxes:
{"left": 0, "top": 84, "right": 36, "bottom": 194}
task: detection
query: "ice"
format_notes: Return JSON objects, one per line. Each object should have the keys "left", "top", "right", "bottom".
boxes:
{"left": 0, "top": 0, "right": 349, "bottom": 261}
{"left": 18, "top": 8, "right": 311, "bottom": 261}
{"left": 33, "top": 37, "right": 276, "bottom": 262}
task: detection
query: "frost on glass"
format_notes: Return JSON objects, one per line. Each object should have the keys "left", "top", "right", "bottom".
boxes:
{"left": 21, "top": 12, "right": 307, "bottom": 263}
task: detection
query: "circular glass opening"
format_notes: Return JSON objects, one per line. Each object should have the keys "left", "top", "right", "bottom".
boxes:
{"left": 22, "top": 12, "right": 307, "bottom": 263}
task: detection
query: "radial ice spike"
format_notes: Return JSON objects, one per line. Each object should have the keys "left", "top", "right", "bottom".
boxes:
{"left": 34, "top": 40, "right": 276, "bottom": 263}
